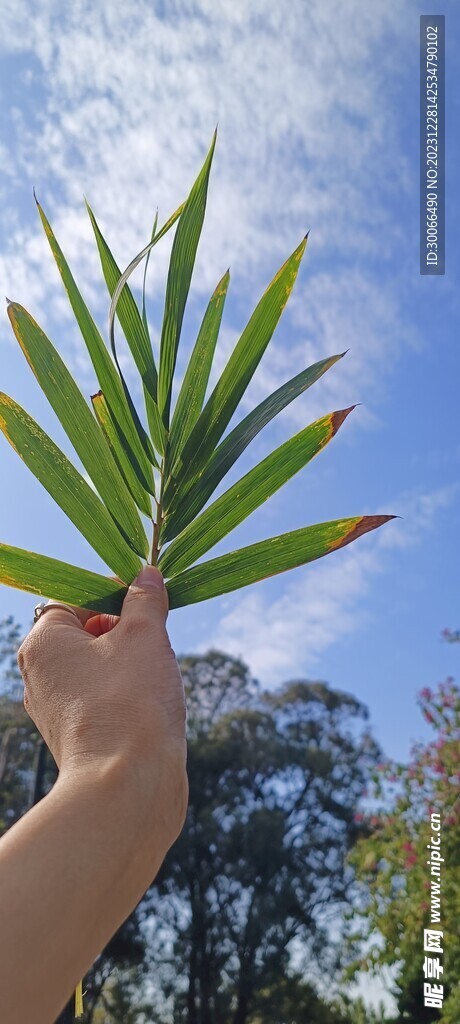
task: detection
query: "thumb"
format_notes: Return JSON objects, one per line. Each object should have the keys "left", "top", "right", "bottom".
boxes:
{"left": 120, "top": 565, "right": 169, "bottom": 629}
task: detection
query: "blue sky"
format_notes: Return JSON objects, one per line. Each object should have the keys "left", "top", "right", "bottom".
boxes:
{"left": 0, "top": 0, "right": 458, "bottom": 775}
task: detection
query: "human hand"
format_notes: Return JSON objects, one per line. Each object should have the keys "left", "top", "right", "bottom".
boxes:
{"left": 18, "top": 566, "right": 188, "bottom": 838}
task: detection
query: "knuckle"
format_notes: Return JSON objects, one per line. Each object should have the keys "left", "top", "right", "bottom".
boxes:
{"left": 17, "top": 634, "right": 33, "bottom": 672}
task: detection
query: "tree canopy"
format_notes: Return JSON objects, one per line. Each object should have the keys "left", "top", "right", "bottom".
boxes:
{"left": 346, "top": 668, "right": 460, "bottom": 1024}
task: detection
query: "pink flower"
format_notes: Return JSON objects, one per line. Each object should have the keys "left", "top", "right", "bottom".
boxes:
{"left": 354, "top": 812, "right": 364, "bottom": 823}
{"left": 405, "top": 853, "right": 417, "bottom": 868}
{"left": 420, "top": 687, "right": 432, "bottom": 700}
{"left": 403, "top": 842, "right": 414, "bottom": 853}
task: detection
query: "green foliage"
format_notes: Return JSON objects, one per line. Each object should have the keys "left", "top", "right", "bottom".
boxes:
{"left": 140, "top": 650, "right": 381, "bottom": 1024}
{"left": 1, "top": 133, "right": 393, "bottom": 607}
{"left": 1, "top": 629, "right": 384, "bottom": 1023}
{"left": 345, "top": 675, "right": 460, "bottom": 1024}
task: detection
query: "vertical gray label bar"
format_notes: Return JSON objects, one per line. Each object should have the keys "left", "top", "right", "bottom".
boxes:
{"left": 420, "top": 16, "right": 445, "bottom": 275}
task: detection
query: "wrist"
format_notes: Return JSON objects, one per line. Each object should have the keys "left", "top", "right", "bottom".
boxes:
{"left": 57, "top": 742, "right": 188, "bottom": 858}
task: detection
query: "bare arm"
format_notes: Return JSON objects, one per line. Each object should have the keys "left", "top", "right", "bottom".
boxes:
{"left": 0, "top": 566, "right": 188, "bottom": 1024}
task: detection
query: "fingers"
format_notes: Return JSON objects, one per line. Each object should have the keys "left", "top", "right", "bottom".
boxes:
{"left": 33, "top": 601, "right": 117, "bottom": 634}
{"left": 84, "top": 613, "right": 120, "bottom": 637}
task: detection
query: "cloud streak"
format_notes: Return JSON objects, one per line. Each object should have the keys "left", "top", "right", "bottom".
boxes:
{"left": 0, "top": 0, "right": 417, "bottom": 436}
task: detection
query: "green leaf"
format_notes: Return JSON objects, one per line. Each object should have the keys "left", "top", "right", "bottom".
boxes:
{"left": 166, "top": 268, "right": 230, "bottom": 474}
{"left": 35, "top": 196, "right": 155, "bottom": 490}
{"left": 86, "top": 200, "right": 158, "bottom": 396}
{"left": 0, "top": 542, "right": 127, "bottom": 614}
{"left": 91, "top": 391, "right": 153, "bottom": 519}
{"left": 166, "top": 515, "right": 396, "bottom": 609}
{"left": 158, "top": 129, "right": 217, "bottom": 427}
{"left": 0, "top": 394, "right": 142, "bottom": 582}
{"left": 7, "top": 302, "right": 150, "bottom": 561}
{"left": 142, "top": 211, "right": 159, "bottom": 336}
{"left": 159, "top": 407, "right": 355, "bottom": 576}
{"left": 105, "top": 202, "right": 185, "bottom": 458}
{"left": 163, "top": 352, "right": 345, "bottom": 541}
{"left": 163, "top": 233, "right": 308, "bottom": 508}
{"left": 86, "top": 200, "right": 167, "bottom": 456}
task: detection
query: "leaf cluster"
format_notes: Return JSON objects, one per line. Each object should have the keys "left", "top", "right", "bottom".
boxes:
{"left": 1, "top": 132, "right": 393, "bottom": 611}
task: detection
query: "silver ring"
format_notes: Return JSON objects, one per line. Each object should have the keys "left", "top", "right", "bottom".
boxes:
{"left": 33, "top": 601, "right": 80, "bottom": 624}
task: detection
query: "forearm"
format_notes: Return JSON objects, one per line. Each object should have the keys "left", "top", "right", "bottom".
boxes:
{"left": 0, "top": 752, "right": 180, "bottom": 1024}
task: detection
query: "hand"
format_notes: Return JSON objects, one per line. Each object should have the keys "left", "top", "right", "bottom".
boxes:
{"left": 18, "top": 566, "right": 188, "bottom": 838}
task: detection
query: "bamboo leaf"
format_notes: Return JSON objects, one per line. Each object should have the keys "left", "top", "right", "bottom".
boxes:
{"left": 163, "top": 233, "right": 308, "bottom": 508}
{"left": 166, "top": 516, "right": 396, "bottom": 609}
{"left": 159, "top": 408, "right": 355, "bottom": 576}
{"left": 35, "top": 196, "right": 155, "bottom": 489}
{"left": 165, "top": 268, "right": 230, "bottom": 473}
{"left": 104, "top": 202, "right": 185, "bottom": 458}
{"left": 108, "top": 202, "right": 184, "bottom": 334}
{"left": 86, "top": 200, "right": 166, "bottom": 456}
{"left": 142, "top": 211, "right": 159, "bottom": 336}
{"left": 0, "top": 394, "right": 142, "bottom": 582}
{"left": 158, "top": 130, "right": 217, "bottom": 427}
{"left": 0, "top": 542, "right": 127, "bottom": 614}
{"left": 7, "top": 302, "right": 150, "bottom": 560}
{"left": 163, "top": 352, "right": 345, "bottom": 540}
{"left": 91, "top": 392, "right": 153, "bottom": 519}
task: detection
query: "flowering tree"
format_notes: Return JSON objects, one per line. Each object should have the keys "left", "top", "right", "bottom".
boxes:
{"left": 344, "top": 634, "right": 460, "bottom": 1024}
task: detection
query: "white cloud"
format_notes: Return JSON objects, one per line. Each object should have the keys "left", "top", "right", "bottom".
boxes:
{"left": 0, "top": 0, "right": 418, "bottom": 433}
{"left": 204, "top": 485, "right": 456, "bottom": 685}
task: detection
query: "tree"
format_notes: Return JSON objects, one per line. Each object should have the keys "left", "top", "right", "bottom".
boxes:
{"left": 2, "top": 626, "right": 382, "bottom": 1023}
{"left": 140, "top": 649, "right": 381, "bottom": 1024}
{"left": 346, "top": 645, "right": 460, "bottom": 1024}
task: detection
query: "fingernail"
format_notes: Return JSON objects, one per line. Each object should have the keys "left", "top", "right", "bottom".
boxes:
{"left": 131, "top": 565, "right": 164, "bottom": 589}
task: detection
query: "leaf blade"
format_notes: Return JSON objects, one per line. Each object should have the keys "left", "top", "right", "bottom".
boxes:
{"left": 166, "top": 515, "right": 396, "bottom": 609}
{"left": 163, "top": 352, "right": 345, "bottom": 540}
{"left": 166, "top": 268, "right": 230, "bottom": 473}
{"left": 35, "top": 197, "right": 155, "bottom": 489}
{"left": 163, "top": 233, "right": 308, "bottom": 507}
{"left": 157, "top": 130, "right": 217, "bottom": 426}
{"left": 0, "top": 394, "right": 142, "bottom": 582}
{"left": 159, "top": 407, "right": 355, "bottom": 576}
{"left": 0, "top": 542, "right": 127, "bottom": 614}
{"left": 86, "top": 201, "right": 158, "bottom": 397}
{"left": 91, "top": 392, "right": 153, "bottom": 518}
{"left": 86, "top": 201, "right": 167, "bottom": 456}
{"left": 7, "top": 302, "right": 150, "bottom": 560}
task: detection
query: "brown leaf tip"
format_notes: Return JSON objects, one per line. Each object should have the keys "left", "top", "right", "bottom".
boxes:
{"left": 331, "top": 512, "right": 395, "bottom": 552}
{"left": 330, "top": 404, "right": 358, "bottom": 434}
